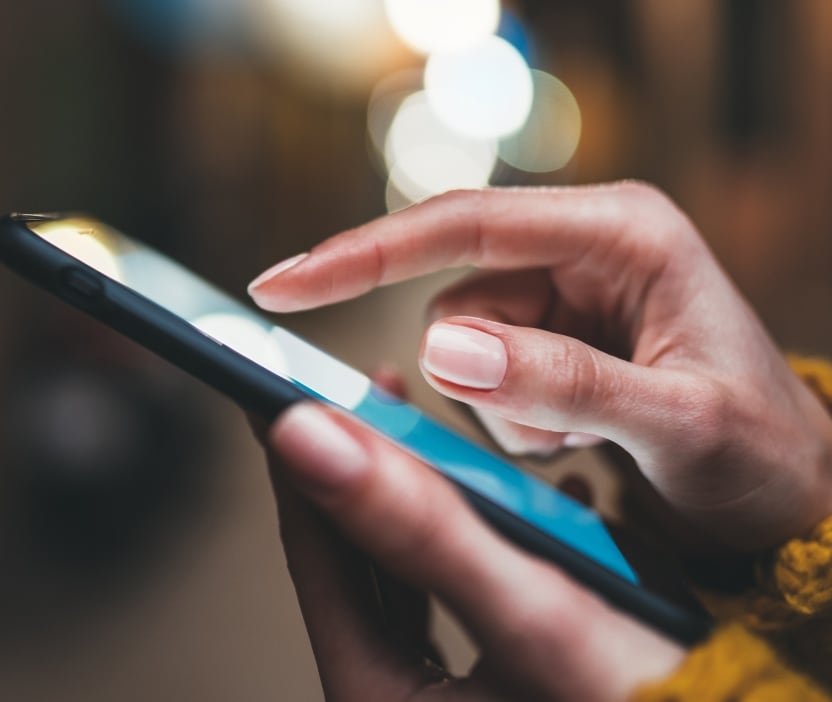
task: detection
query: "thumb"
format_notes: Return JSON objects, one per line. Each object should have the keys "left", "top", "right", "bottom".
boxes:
{"left": 419, "top": 317, "right": 712, "bottom": 465}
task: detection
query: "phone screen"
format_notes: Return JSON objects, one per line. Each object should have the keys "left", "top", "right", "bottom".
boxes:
{"left": 27, "top": 216, "right": 641, "bottom": 582}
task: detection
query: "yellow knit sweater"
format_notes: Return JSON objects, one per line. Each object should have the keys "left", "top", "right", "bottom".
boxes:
{"left": 633, "top": 357, "right": 832, "bottom": 702}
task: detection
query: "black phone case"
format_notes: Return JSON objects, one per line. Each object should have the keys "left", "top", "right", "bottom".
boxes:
{"left": 0, "top": 214, "right": 713, "bottom": 646}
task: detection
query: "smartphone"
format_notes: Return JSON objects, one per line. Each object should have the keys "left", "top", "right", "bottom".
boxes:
{"left": 0, "top": 213, "right": 712, "bottom": 645}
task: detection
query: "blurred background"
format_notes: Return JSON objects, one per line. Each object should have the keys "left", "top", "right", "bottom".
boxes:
{"left": 0, "top": 1, "right": 831, "bottom": 699}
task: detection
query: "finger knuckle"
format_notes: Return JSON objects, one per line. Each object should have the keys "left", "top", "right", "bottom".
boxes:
{"left": 612, "top": 180, "right": 698, "bottom": 254}
{"left": 552, "top": 340, "right": 603, "bottom": 420}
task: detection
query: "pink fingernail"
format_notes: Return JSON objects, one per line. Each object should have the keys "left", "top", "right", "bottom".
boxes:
{"left": 247, "top": 253, "right": 309, "bottom": 295}
{"left": 272, "top": 404, "right": 368, "bottom": 493}
{"left": 422, "top": 323, "right": 507, "bottom": 390}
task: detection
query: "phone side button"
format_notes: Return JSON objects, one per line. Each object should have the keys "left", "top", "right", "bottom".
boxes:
{"left": 62, "top": 267, "right": 104, "bottom": 300}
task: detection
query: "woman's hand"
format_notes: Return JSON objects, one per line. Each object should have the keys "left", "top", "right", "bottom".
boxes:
{"left": 251, "top": 184, "right": 832, "bottom": 552}
{"left": 268, "top": 401, "right": 684, "bottom": 702}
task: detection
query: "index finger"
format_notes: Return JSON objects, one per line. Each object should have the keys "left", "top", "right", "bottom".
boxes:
{"left": 248, "top": 183, "right": 676, "bottom": 312}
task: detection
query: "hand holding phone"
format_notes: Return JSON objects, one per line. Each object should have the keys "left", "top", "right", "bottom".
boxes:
{"left": 247, "top": 184, "right": 832, "bottom": 697}
{"left": 268, "top": 401, "right": 687, "bottom": 702}
{"left": 0, "top": 209, "right": 715, "bottom": 646}
{"left": 248, "top": 184, "right": 832, "bottom": 560}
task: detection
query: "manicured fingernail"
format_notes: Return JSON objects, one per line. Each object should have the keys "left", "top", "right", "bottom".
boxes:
{"left": 422, "top": 322, "right": 507, "bottom": 390}
{"left": 272, "top": 403, "right": 368, "bottom": 493}
{"left": 247, "top": 253, "right": 309, "bottom": 296}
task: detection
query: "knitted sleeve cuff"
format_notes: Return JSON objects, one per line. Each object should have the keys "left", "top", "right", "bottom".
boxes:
{"left": 764, "top": 355, "right": 832, "bottom": 617}
{"left": 632, "top": 355, "right": 832, "bottom": 701}
{"left": 766, "top": 514, "right": 832, "bottom": 616}
{"left": 693, "top": 355, "right": 832, "bottom": 629}
{"left": 631, "top": 623, "right": 831, "bottom": 702}
{"left": 701, "top": 513, "right": 832, "bottom": 631}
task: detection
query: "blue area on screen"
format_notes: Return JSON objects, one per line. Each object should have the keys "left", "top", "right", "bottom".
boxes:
{"left": 350, "top": 386, "right": 638, "bottom": 583}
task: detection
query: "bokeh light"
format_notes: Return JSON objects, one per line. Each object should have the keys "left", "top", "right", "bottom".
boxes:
{"left": 499, "top": 71, "right": 582, "bottom": 173}
{"left": 252, "top": 0, "right": 400, "bottom": 89}
{"left": 384, "top": 91, "right": 497, "bottom": 205}
{"left": 366, "top": 69, "right": 424, "bottom": 174}
{"left": 425, "top": 35, "right": 534, "bottom": 139}
{"left": 262, "top": 0, "right": 382, "bottom": 42}
{"left": 384, "top": 179, "right": 412, "bottom": 213}
{"left": 383, "top": 0, "right": 500, "bottom": 55}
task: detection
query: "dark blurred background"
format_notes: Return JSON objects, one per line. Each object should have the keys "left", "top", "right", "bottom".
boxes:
{"left": 1, "top": 1, "right": 831, "bottom": 700}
